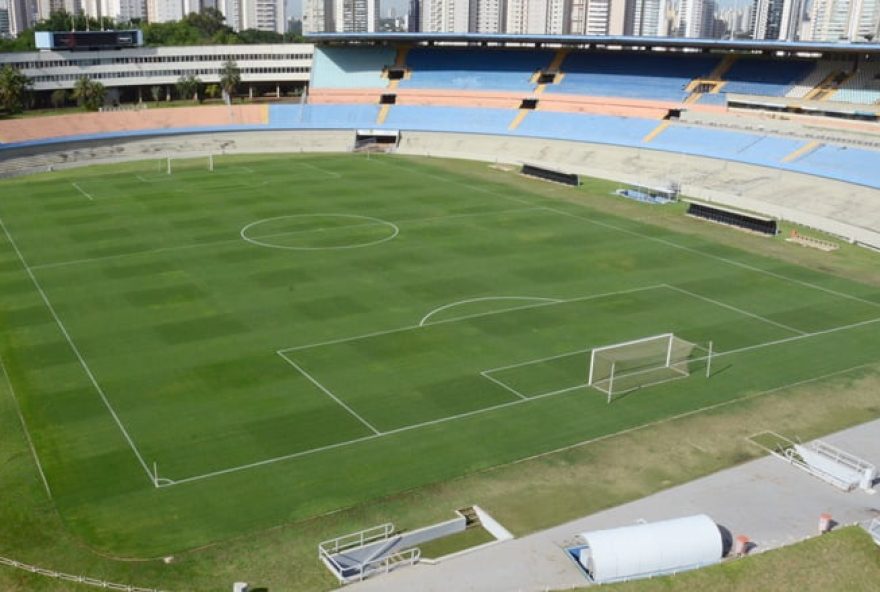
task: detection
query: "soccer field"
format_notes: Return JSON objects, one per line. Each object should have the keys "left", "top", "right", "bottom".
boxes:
{"left": 1, "top": 153, "right": 879, "bottom": 556}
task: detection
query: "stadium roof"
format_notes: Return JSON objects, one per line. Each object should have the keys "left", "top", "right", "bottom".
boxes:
{"left": 308, "top": 32, "right": 880, "bottom": 55}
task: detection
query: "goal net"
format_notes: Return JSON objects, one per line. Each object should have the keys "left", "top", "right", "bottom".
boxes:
{"left": 166, "top": 154, "right": 214, "bottom": 174}
{"left": 588, "top": 333, "right": 704, "bottom": 402}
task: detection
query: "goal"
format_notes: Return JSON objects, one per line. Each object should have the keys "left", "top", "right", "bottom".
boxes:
{"left": 587, "top": 333, "right": 708, "bottom": 403}
{"left": 165, "top": 154, "right": 214, "bottom": 174}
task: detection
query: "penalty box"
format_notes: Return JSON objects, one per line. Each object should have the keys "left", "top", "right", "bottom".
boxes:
{"left": 279, "top": 284, "right": 799, "bottom": 434}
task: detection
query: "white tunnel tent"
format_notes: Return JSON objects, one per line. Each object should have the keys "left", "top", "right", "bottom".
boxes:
{"left": 575, "top": 514, "right": 723, "bottom": 584}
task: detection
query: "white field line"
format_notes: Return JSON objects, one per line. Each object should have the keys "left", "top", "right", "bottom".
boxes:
{"left": 480, "top": 370, "right": 528, "bottom": 400}
{"left": 70, "top": 182, "right": 94, "bottom": 201}
{"left": 540, "top": 205, "right": 880, "bottom": 310}
{"left": 135, "top": 174, "right": 173, "bottom": 183}
{"left": 0, "top": 354, "right": 53, "bottom": 500}
{"left": 0, "top": 216, "right": 156, "bottom": 485}
{"left": 375, "top": 155, "right": 880, "bottom": 310}
{"left": 296, "top": 161, "right": 342, "bottom": 178}
{"left": 420, "top": 296, "right": 562, "bottom": 327}
{"left": 165, "top": 343, "right": 880, "bottom": 487}
{"left": 664, "top": 284, "right": 807, "bottom": 336}
{"left": 29, "top": 206, "right": 542, "bottom": 272}
{"left": 277, "top": 351, "right": 381, "bottom": 435}
{"left": 281, "top": 284, "right": 667, "bottom": 354}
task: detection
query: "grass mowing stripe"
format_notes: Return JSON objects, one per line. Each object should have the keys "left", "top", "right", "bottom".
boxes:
{"left": 0, "top": 215, "right": 155, "bottom": 485}
{"left": 29, "top": 206, "right": 544, "bottom": 271}
{"left": 0, "top": 354, "right": 53, "bottom": 499}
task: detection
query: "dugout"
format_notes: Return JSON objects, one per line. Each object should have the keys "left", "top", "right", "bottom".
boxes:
{"left": 686, "top": 201, "right": 779, "bottom": 235}
{"left": 521, "top": 163, "right": 580, "bottom": 186}
{"left": 571, "top": 514, "right": 723, "bottom": 584}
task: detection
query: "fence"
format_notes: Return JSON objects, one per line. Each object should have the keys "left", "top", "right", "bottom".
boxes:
{"left": 0, "top": 555, "right": 167, "bottom": 592}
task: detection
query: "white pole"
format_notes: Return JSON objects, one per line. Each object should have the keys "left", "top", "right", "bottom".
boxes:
{"left": 152, "top": 461, "right": 158, "bottom": 487}
{"left": 607, "top": 361, "right": 616, "bottom": 403}
{"left": 166, "top": 156, "right": 171, "bottom": 175}
{"left": 208, "top": 154, "right": 214, "bottom": 172}
{"left": 587, "top": 350, "right": 595, "bottom": 386}
{"left": 706, "top": 341, "right": 713, "bottom": 378}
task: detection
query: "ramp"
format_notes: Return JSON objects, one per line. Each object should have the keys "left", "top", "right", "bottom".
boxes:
{"left": 748, "top": 431, "right": 877, "bottom": 492}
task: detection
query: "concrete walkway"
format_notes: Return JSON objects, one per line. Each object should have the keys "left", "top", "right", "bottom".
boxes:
{"left": 342, "top": 419, "right": 880, "bottom": 592}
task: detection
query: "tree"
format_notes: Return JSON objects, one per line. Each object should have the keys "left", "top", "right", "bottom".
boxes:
{"left": 149, "top": 85, "right": 163, "bottom": 102}
{"left": 0, "top": 65, "right": 32, "bottom": 114}
{"left": 176, "top": 74, "right": 202, "bottom": 102}
{"left": 50, "top": 89, "right": 68, "bottom": 109}
{"left": 219, "top": 59, "right": 241, "bottom": 103}
{"left": 72, "top": 76, "right": 105, "bottom": 111}
{"left": 204, "top": 84, "right": 221, "bottom": 101}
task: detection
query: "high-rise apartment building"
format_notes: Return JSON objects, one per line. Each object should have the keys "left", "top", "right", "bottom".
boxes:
{"left": 751, "top": 0, "right": 802, "bottom": 40}
{"left": 675, "top": 0, "right": 705, "bottom": 37}
{"left": 626, "top": 0, "right": 668, "bottom": 36}
{"left": 243, "top": 0, "right": 285, "bottom": 32}
{"left": 506, "top": 0, "right": 570, "bottom": 34}
{"left": 570, "top": 0, "right": 622, "bottom": 35}
{"left": 420, "top": 0, "right": 469, "bottom": 32}
{"left": 147, "top": 0, "right": 184, "bottom": 22}
{"left": 334, "top": 0, "right": 377, "bottom": 31}
{"left": 808, "top": 0, "right": 880, "bottom": 41}
{"left": 0, "top": 2, "right": 9, "bottom": 37}
{"left": 470, "top": 0, "right": 504, "bottom": 32}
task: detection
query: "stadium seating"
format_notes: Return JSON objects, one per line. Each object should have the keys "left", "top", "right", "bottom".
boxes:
{"left": 788, "top": 144, "right": 880, "bottom": 187}
{"left": 513, "top": 111, "right": 657, "bottom": 145}
{"left": 546, "top": 52, "right": 719, "bottom": 102}
{"left": 270, "top": 104, "right": 379, "bottom": 128}
{"left": 649, "top": 125, "right": 804, "bottom": 166}
{"left": 721, "top": 58, "right": 815, "bottom": 97}
{"left": 311, "top": 46, "right": 396, "bottom": 89}
{"left": 382, "top": 106, "right": 513, "bottom": 134}
{"left": 830, "top": 61, "right": 880, "bottom": 104}
{"left": 785, "top": 60, "right": 846, "bottom": 99}
{"left": 399, "top": 48, "right": 551, "bottom": 92}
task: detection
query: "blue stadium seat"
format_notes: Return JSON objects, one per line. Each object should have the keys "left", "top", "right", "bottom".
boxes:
{"left": 399, "top": 49, "right": 551, "bottom": 92}
{"left": 513, "top": 111, "right": 658, "bottom": 145}
{"left": 721, "top": 59, "right": 815, "bottom": 97}
{"left": 545, "top": 52, "right": 719, "bottom": 102}
{"left": 380, "top": 106, "right": 514, "bottom": 134}
{"left": 649, "top": 126, "right": 803, "bottom": 166}
{"left": 269, "top": 104, "right": 380, "bottom": 128}
{"left": 311, "top": 46, "right": 396, "bottom": 89}
{"left": 788, "top": 145, "right": 880, "bottom": 188}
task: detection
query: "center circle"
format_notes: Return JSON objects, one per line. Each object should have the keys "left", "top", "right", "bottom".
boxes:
{"left": 240, "top": 214, "right": 399, "bottom": 251}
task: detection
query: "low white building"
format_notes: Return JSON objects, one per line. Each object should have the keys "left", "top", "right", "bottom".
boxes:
{"left": 575, "top": 514, "right": 723, "bottom": 584}
{"left": 0, "top": 43, "right": 312, "bottom": 95}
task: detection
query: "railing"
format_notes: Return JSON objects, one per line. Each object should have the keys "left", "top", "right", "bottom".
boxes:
{"left": 318, "top": 523, "right": 395, "bottom": 561}
{"left": 0, "top": 556, "right": 166, "bottom": 592}
{"left": 357, "top": 548, "right": 420, "bottom": 582}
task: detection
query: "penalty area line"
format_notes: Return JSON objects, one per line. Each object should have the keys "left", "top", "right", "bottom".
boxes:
{"left": 162, "top": 350, "right": 880, "bottom": 488}
{"left": 277, "top": 351, "right": 381, "bottom": 436}
{"left": 71, "top": 182, "right": 94, "bottom": 201}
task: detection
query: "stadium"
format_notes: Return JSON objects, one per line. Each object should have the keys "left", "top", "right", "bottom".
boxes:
{"left": 1, "top": 31, "right": 880, "bottom": 592}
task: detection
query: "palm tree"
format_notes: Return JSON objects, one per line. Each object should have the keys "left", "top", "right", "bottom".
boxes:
{"left": 219, "top": 59, "right": 241, "bottom": 104}
{"left": 0, "top": 65, "right": 32, "bottom": 115}
{"left": 72, "top": 76, "right": 105, "bottom": 111}
{"left": 176, "top": 74, "right": 202, "bottom": 102}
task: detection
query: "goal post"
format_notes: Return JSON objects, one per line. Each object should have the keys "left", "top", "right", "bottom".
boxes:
{"left": 588, "top": 333, "right": 708, "bottom": 403}
{"left": 166, "top": 154, "right": 214, "bottom": 175}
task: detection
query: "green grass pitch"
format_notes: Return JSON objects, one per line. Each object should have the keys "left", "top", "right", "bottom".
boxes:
{"left": 0, "top": 153, "right": 879, "bottom": 556}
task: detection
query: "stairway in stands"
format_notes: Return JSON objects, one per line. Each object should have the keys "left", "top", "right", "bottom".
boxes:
{"left": 685, "top": 54, "right": 738, "bottom": 104}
